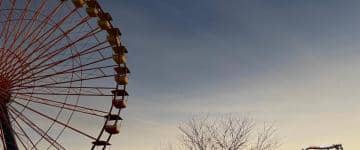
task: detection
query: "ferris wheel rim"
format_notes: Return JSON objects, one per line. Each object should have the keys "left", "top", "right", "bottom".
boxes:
{"left": 0, "top": 0, "right": 130, "bottom": 149}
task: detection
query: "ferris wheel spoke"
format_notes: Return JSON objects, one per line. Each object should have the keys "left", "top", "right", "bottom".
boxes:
{"left": 27, "top": 41, "right": 109, "bottom": 75}
{"left": 12, "top": 86, "right": 116, "bottom": 97}
{"left": 19, "top": 15, "right": 91, "bottom": 65}
{"left": 71, "top": 4, "right": 101, "bottom": 42}
{"left": 0, "top": 0, "right": 16, "bottom": 70}
{"left": 14, "top": 54, "right": 112, "bottom": 87}
{"left": 6, "top": 16, "right": 90, "bottom": 78}
{"left": 15, "top": 92, "right": 114, "bottom": 97}
{"left": 16, "top": 74, "right": 115, "bottom": 90}
{"left": 20, "top": 62, "right": 113, "bottom": 82}
{"left": 14, "top": 135, "right": 28, "bottom": 150}
{"left": 0, "top": 0, "right": 4, "bottom": 56}
{"left": 7, "top": 0, "right": 33, "bottom": 51}
{"left": 0, "top": 102, "right": 18, "bottom": 150}
{"left": 4, "top": 11, "right": 62, "bottom": 74}
{"left": 0, "top": 48, "right": 22, "bottom": 77}
{"left": 37, "top": 74, "right": 113, "bottom": 87}
{"left": 0, "top": 0, "right": 15, "bottom": 48}
{"left": 14, "top": 95, "right": 108, "bottom": 117}
{"left": 26, "top": 14, "right": 90, "bottom": 59}
{"left": 14, "top": 7, "right": 77, "bottom": 61}
{"left": 17, "top": 3, "right": 67, "bottom": 52}
{"left": 7, "top": 0, "right": 47, "bottom": 53}
{"left": 9, "top": 105, "right": 64, "bottom": 150}
{"left": 8, "top": 106, "right": 66, "bottom": 150}
{"left": 15, "top": 82, "right": 73, "bottom": 150}
{"left": 27, "top": 26, "right": 100, "bottom": 66}
{"left": 14, "top": 1, "right": 57, "bottom": 51}
{"left": 1, "top": 0, "right": 17, "bottom": 49}
{"left": 0, "top": 1, "right": 32, "bottom": 74}
{"left": 8, "top": 123, "right": 29, "bottom": 150}
{"left": 8, "top": 112, "right": 38, "bottom": 150}
{"left": 12, "top": 101, "right": 98, "bottom": 141}
{"left": 18, "top": 0, "right": 47, "bottom": 39}
{"left": 14, "top": 64, "right": 116, "bottom": 86}
{"left": 12, "top": 56, "right": 112, "bottom": 88}
{"left": 15, "top": 85, "right": 116, "bottom": 91}
{"left": 12, "top": 131, "right": 29, "bottom": 150}
{"left": 0, "top": 0, "right": 48, "bottom": 74}
{"left": 9, "top": 26, "right": 100, "bottom": 82}
{"left": 13, "top": 63, "right": 115, "bottom": 88}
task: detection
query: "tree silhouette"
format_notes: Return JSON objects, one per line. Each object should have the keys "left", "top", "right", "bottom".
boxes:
{"left": 162, "top": 116, "right": 280, "bottom": 150}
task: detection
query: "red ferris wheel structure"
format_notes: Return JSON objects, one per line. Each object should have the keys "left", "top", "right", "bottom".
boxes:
{"left": 0, "top": 0, "right": 129, "bottom": 149}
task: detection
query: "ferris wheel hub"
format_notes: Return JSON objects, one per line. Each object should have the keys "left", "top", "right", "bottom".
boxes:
{"left": 0, "top": 77, "right": 11, "bottom": 103}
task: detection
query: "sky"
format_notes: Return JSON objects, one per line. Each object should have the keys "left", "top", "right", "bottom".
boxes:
{"left": 100, "top": 1, "right": 360, "bottom": 149}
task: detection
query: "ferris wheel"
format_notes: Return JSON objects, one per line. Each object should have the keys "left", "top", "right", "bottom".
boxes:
{"left": 0, "top": 0, "right": 129, "bottom": 149}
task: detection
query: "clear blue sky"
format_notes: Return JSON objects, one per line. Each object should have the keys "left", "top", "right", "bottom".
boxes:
{"left": 102, "top": 1, "right": 360, "bottom": 149}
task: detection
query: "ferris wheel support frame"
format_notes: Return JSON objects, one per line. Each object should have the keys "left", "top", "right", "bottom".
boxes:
{"left": 0, "top": 92, "right": 18, "bottom": 150}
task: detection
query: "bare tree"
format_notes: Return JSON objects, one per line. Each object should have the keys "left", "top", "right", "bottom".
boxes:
{"left": 171, "top": 116, "right": 280, "bottom": 150}
{"left": 209, "top": 117, "right": 253, "bottom": 150}
{"left": 178, "top": 117, "right": 214, "bottom": 150}
{"left": 250, "top": 124, "right": 279, "bottom": 150}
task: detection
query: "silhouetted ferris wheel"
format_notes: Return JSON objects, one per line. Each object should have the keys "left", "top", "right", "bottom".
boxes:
{"left": 0, "top": 0, "right": 129, "bottom": 149}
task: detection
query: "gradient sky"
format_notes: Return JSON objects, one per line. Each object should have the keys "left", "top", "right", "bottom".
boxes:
{"left": 101, "top": 1, "right": 360, "bottom": 149}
